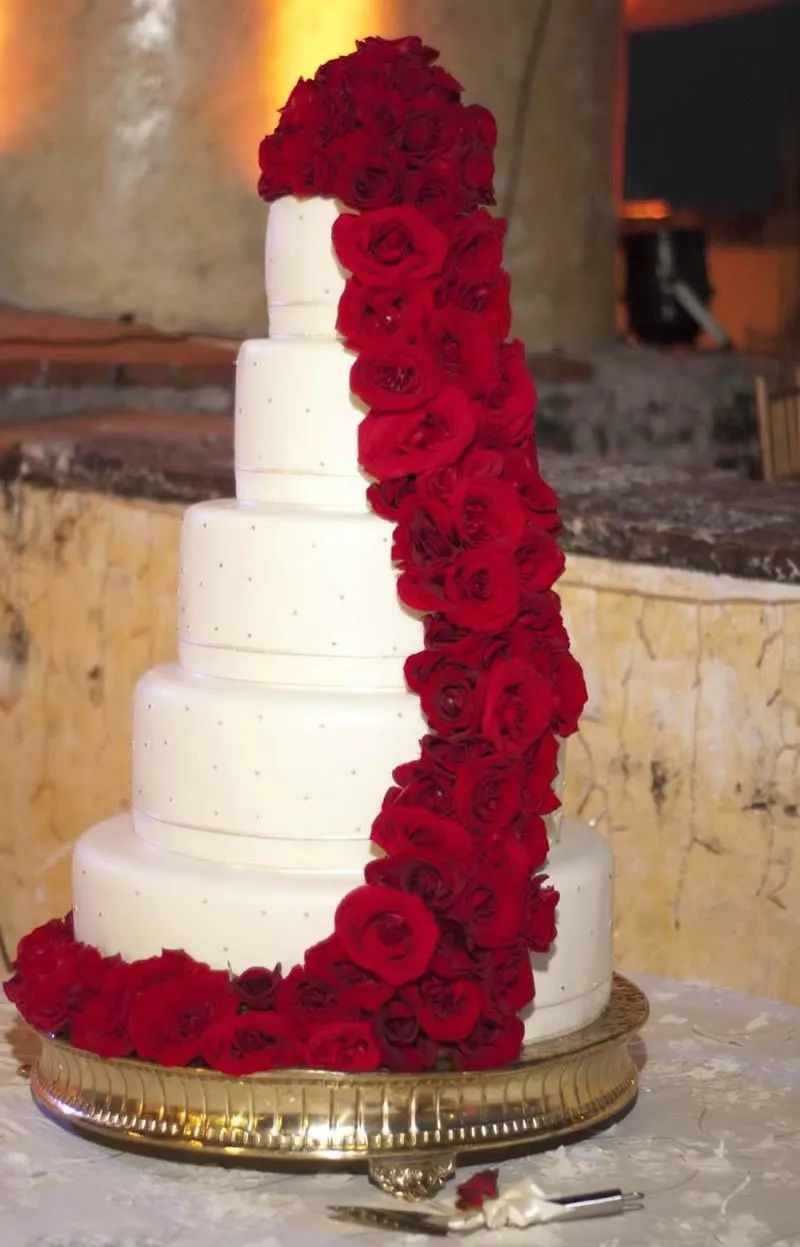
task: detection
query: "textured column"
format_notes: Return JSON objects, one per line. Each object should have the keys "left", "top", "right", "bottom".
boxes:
{"left": 0, "top": 0, "right": 619, "bottom": 348}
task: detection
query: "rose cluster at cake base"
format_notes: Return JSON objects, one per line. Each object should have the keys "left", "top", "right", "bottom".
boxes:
{"left": 5, "top": 34, "right": 589, "bottom": 1077}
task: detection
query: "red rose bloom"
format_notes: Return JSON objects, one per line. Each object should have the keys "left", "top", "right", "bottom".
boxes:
{"left": 13, "top": 913, "right": 75, "bottom": 976}
{"left": 448, "top": 477, "right": 526, "bottom": 551}
{"left": 522, "top": 877, "right": 560, "bottom": 952}
{"left": 404, "top": 651, "right": 483, "bottom": 735}
{"left": 71, "top": 987, "right": 133, "bottom": 1059}
{"left": 456, "top": 1168, "right": 500, "bottom": 1210}
{"left": 428, "top": 919, "right": 480, "bottom": 980}
{"left": 550, "top": 649, "right": 589, "bottom": 736}
{"left": 516, "top": 533, "right": 566, "bottom": 599}
{"left": 441, "top": 548, "right": 520, "bottom": 632}
{"left": 389, "top": 760, "right": 455, "bottom": 816}
{"left": 445, "top": 210, "right": 506, "bottom": 278}
{"left": 276, "top": 965, "right": 357, "bottom": 1039}
{"left": 427, "top": 307, "right": 497, "bottom": 391}
{"left": 19, "top": 943, "right": 107, "bottom": 1034}
{"left": 119, "top": 948, "right": 206, "bottom": 998}
{"left": 305, "top": 1019, "right": 382, "bottom": 1073}
{"left": 365, "top": 853, "right": 464, "bottom": 915}
{"left": 393, "top": 495, "right": 456, "bottom": 571}
{"left": 481, "top": 658, "right": 556, "bottom": 755}
{"left": 336, "top": 279, "right": 433, "bottom": 349}
{"left": 232, "top": 964, "right": 282, "bottom": 1011}
{"left": 333, "top": 205, "right": 448, "bottom": 286}
{"left": 331, "top": 134, "right": 406, "bottom": 211}
{"left": 371, "top": 803, "right": 472, "bottom": 861}
{"left": 408, "top": 159, "right": 464, "bottom": 225}
{"left": 350, "top": 344, "right": 441, "bottom": 413}
{"left": 461, "top": 103, "right": 498, "bottom": 149}
{"left": 406, "top": 974, "right": 483, "bottom": 1042}
{"left": 334, "top": 885, "right": 438, "bottom": 986}
{"left": 201, "top": 1011, "right": 299, "bottom": 1075}
{"left": 454, "top": 755, "right": 523, "bottom": 836}
{"left": 436, "top": 270, "right": 512, "bottom": 341}
{"left": 129, "top": 969, "right": 238, "bottom": 1067}
{"left": 374, "top": 995, "right": 438, "bottom": 1072}
{"left": 358, "top": 389, "right": 476, "bottom": 480}
{"left": 304, "top": 934, "right": 393, "bottom": 1012}
{"left": 400, "top": 97, "right": 460, "bottom": 159}
{"left": 474, "top": 340, "right": 536, "bottom": 448}
{"left": 482, "top": 942, "right": 535, "bottom": 1015}
{"left": 458, "top": 862, "right": 526, "bottom": 950}
{"left": 455, "top": 1011, "right": 525, "bottom": 1071}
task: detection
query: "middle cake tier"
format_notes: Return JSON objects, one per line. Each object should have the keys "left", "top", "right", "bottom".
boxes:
{"left": 179, "top": 498, "right": 423, "bottom": 688}
{"left": 133, "top": 663, "right": 426, "bottom": 866}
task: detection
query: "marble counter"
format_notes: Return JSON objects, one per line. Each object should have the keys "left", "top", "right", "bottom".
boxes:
{"left": 2, "top": 975, "right": 800, "bottom": 1247}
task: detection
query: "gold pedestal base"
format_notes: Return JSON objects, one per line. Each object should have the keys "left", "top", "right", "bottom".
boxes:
{"left": 27, "top": 975, "right": 647, "bottom": 1199}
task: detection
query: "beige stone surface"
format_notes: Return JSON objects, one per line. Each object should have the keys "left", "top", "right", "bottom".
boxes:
{"left": 0, "top": 0, "right": 618, "bottom": 349}
{"left": 4, "top": 482, "right": 797, "bottom": 1002}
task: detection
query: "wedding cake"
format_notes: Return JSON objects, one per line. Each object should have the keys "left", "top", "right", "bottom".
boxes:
{"left": 6, "top": 36, "right": 613, "bottom": 1076}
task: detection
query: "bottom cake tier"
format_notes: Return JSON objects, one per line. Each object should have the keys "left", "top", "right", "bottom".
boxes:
{"left": 72, "top": 815, "right": 613, "bottom": 1045}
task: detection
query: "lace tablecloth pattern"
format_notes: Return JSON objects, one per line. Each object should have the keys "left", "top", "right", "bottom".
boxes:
{"left": 2, "top": 974, "right": 799, "bottom": 1246}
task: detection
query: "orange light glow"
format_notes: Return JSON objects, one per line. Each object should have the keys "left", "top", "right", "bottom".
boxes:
{"left": 621, "top": 200, "right": 672, "bottom": 221}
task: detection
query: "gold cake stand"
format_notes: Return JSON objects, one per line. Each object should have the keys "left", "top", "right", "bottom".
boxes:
{"left": 24, "top": 974, "right": 647, "bottom": 1200}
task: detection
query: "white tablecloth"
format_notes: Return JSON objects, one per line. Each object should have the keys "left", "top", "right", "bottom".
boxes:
{"left": 2, "top": 975, "right": 799, "bottom": 1246}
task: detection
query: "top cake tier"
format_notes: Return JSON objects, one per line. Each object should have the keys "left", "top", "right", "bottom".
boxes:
{"left": 266, "top": 196, "right": 345, "bottom": 339}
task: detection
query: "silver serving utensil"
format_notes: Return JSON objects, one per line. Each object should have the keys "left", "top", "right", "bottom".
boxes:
{"left": 329, "top": 1188, "right": 645, "bottom": 1235}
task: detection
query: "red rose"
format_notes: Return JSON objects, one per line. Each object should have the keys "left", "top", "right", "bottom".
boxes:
{"left": 276, "top": 965, "right": 357, "bottom": 1040}
{"left": 461, "top": 104, "right": 498, "bottom": 150}
{"left": 232, "top": 964, "right": 282, "bottom": 1011}
{"left": 129, "top": 969, "right": 238, "bottom": 1067}
{"left": 501, "top": 448, "right": 560, "bottom": 526}
{"left": 516, "top": 533, "right": 566, "bottom": 600}
{"left": 374, "top": 996, "right": 438, "bottom": 1072}
{"left": 366, "top": 475, "right": 417, "bottom": 521}
{"left": 454, "top": 755, "right": 523, "bottom": 836}
{"left": 256, "top": 134, "right": 290, "bottom": 202}
{"left": 474, "top": 340, "right": 536, "bottom": 448}
{"left": 406, "top": 975, "right": 483, "bottom": 1042}
{"left": 355, "top": 35, "right": 439, "bottom": 65}
{"left": 441, "top": 548, "right": 520, "bottom": 632}
{"left": 522, "top": 876, "right": 560, "bottom": 952}
{"left": 445, "top": 210, "right": 506, "bottom": 278}
{"left": 510, "top": 814, "right": 551, "bottom": 869}
{"left": 371, "top": 803, "right": 472, "bottom": 861}
{"left": 71, "top": 986, "right": 134, "bottom": 1059}
{"left": 481, "top": 658, "right": 555, "bottom": 756}
{"left": 420, "top": 732, "right": 493, "bottom": 779}
{"left": 202, "top": 1011, "right": 299, "bottom": 1075}
{"left": 14, "top": 913, "right": 75, "bottom": 976}
{"left": 456, "top": 1168, "right": 500, "bottom": 1211}
{"left": 457, "top": 862, "right": 526, "bottom": 949}
{"left": 393, "top": 495, "right": 456, "bottom": 571}
{"left": 427, "top": 307, "right": 497, "bottom": 391}
{"left": 420, "top": 446, "right": 504, "bottom": 503}
{"left": 436, "top": 271, "right": 511, "bottom": 340}
{"left": 305, "top": 1019, "right": 382, "bottom": 1073}
{"left": 364, "top": 853, "right": 464, "bottom": 915}
{"left": 455, "top": 1011, "right": 524, "bottom": 1071}
{"left": 357, "top": 88, "right": 407, "bottom": 138}
{"left": 404, "top": 651, "right": 483, "bottom": 735}
{"left": 351, "top": 344, "right": 441, "bottom": 413}
{"left": 333, "top": 205, "right": 448, "bottom": 286}
{"left": 334, "top": 885, "right": 438, "bottom": 986}
{"left": 448, "top": 478, "right": 526, "bottom": 551}
{"left": 408, "top": 159, "right": 464, "bottom": 226}
{"left": 461, "top": 147, "right": 495, "bottom": 199}
{"left": 121, "top": 948, "right": 206, "bottom": 998}
{"left": 304, "top": 935, "right": 393, "bottom": 1012}
{"left": 331, "top": 134, "right": 406, "bottom": 211}
{"left": 481, "top": 942, "right": 535, "bottom": 1015}
{"left": 550, "top": 649, "right": 588, "bottom": 736}
{"left": 516, "top": 595, "right": 570, "bottom": 653}
{"left": 428, "top": 919, "right": 480, "bottom": 980}
{"left": 520, "top": 732, "right": 561, "bottom": 815}
{"left": 19, "top": 943, "right": 107, "bottom": 1034}
{"left": 358, "top": 389, "right": 476, "bottom": 480}
{"left": 388, "top": 760, "right": 455, "bottom": 817}
{"left": 400, "top": 98, "right": 460, "bottom": 160}
{"left": 336, "top": 278, "right": 433, "bottom": 350}
{"left": 422, "top": 613, "right": 481, "bottom": 657}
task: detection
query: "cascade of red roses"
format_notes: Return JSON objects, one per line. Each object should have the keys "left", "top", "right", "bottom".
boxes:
{"left": 4, "top": 36, "right": 587, "bottom": 1077}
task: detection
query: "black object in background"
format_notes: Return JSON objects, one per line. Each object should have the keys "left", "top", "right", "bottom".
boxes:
{"left": 623, "top": 229, "right": 712, "bottom": 345}
{"left": 625, "top": 0, "right": 800, "bottom": 212}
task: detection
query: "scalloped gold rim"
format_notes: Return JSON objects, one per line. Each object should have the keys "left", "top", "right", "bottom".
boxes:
{"left": 28, "top": 974, "right": 647, "bottom": 1166}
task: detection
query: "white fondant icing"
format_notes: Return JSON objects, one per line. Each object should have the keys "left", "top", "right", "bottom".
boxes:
{"left": 71, "top": 194, "right": 614, "bottom": 1050}
{"left": 73, "top": 816, "right": 612, "bottom": 1044}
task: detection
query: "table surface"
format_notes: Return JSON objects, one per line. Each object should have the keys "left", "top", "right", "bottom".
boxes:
{"left": 2, "top": 974, "right": 799, "bottom": 1247}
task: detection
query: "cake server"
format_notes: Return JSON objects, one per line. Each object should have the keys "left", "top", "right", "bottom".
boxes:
{"left": 328, "top": 1186, "right": 645, "bottom": 1235}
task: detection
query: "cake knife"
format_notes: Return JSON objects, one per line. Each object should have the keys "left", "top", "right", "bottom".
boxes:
{"left": 329, "top": 1187, "right": 645, "bottom": 1235}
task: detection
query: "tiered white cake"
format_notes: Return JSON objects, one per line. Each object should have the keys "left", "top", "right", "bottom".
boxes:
{"left": 72, "top": 197, "right": 614, "bottom": 1044}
